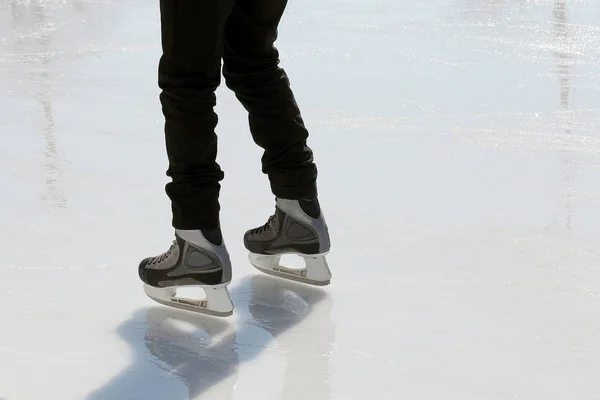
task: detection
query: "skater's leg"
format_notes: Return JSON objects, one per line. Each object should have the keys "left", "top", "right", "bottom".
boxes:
{"left": 222, "top": 0, "right": 317, "bottom": 200}
{"left": 140, "top": 0, "right": 236, "bottom": 316}
{"left": 159, "top": 0, "right": 234, "bottom": 229}
{"left": 222, "top": 0, "right": 331, "bottom": 285}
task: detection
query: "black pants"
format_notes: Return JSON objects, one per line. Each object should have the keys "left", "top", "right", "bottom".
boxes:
{"left": 159, "top": 0, "right": 318, "bottom": 229}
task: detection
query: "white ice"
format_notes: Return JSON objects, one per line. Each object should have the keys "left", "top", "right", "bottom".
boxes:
{"left": 1, "top": 0, "right": 600, "bottom": 399}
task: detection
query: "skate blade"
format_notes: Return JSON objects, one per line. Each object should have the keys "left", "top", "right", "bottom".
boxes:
{"left": 143, "top": 284, "right": 234, "bottom": 317}
{"left": 249, "top": 252, "right": 331, "bottom": 286}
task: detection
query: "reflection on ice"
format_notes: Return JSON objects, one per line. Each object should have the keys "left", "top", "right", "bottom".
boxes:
{"left": 87, "top": 275, "right": 334, "bottom": 400}
{"left": 4, "top": 0, "right": 75, "bottom": 211}
{"left": 550, "top": 0, "right": 574, "bottom": 232}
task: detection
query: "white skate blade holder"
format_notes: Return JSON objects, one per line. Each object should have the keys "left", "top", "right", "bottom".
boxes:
{"left": 249, "top": 252, "right": 331, "bottom": 286}
{"left": 143, "top": 283, "right": 234, "bottom": 317}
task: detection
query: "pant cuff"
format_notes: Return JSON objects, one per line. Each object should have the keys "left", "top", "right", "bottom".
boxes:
{"left": 171, "top": 200, "right": 220, "bottom": 230}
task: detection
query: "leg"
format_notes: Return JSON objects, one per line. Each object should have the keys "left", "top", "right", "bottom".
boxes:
{"left": 222, "top": 1, "right": 331, "bottom": 285}
{"left": 138, "top": 0, "right": 236, "bottom": 317}
{"left": 222, "top": 0, "right": 317, "bottom": 199}
{"left": 159, "top": 0, "right": 234, "bottom": 229}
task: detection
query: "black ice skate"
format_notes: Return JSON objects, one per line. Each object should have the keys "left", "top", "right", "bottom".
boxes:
{"left": 244, "top": 197, "right": 332, "bottom": 286}
{"left": 139, "top": 228, "right": 234, "bottom": 317}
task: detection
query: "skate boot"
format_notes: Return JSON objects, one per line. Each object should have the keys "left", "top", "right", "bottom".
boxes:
{"left": 139, "top": 228, "right": 234, "bottom": 317}
{"left": 244, "top": 197, "right": 332, "bottom": 286}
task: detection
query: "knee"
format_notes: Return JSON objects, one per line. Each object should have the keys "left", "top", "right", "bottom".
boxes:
{"left": 223, "top": 57, "right": 283, "bottom": 93}
{"left": 159, "top": 55, "right": 222, "bottom": 93}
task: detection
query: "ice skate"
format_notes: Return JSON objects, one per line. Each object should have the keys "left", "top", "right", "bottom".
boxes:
{"left": 139, "top": 228, "right": 234, "bottom": 317}
{"left": 244, "top": 197, "right": 332, "bottom": 286}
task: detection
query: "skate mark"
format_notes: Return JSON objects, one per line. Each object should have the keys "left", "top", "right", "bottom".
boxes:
{"left": 5, "top": 264, "right": 107, "bottom": 271}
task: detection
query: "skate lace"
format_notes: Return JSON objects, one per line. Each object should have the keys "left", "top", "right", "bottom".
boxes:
{"left": 149, "top": 240, "right": 176, "bottom": 265}
{"left": 251, "top": 213, "right": 276, "bottom": 235}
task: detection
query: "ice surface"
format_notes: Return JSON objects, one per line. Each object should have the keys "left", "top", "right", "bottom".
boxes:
{"left": 1, "top": 0, "right": 600, "bottom": 399}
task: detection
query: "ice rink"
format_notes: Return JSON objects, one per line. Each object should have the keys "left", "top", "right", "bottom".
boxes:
{"left": 1, "top": 0, "right": 600, "bottom": 399}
